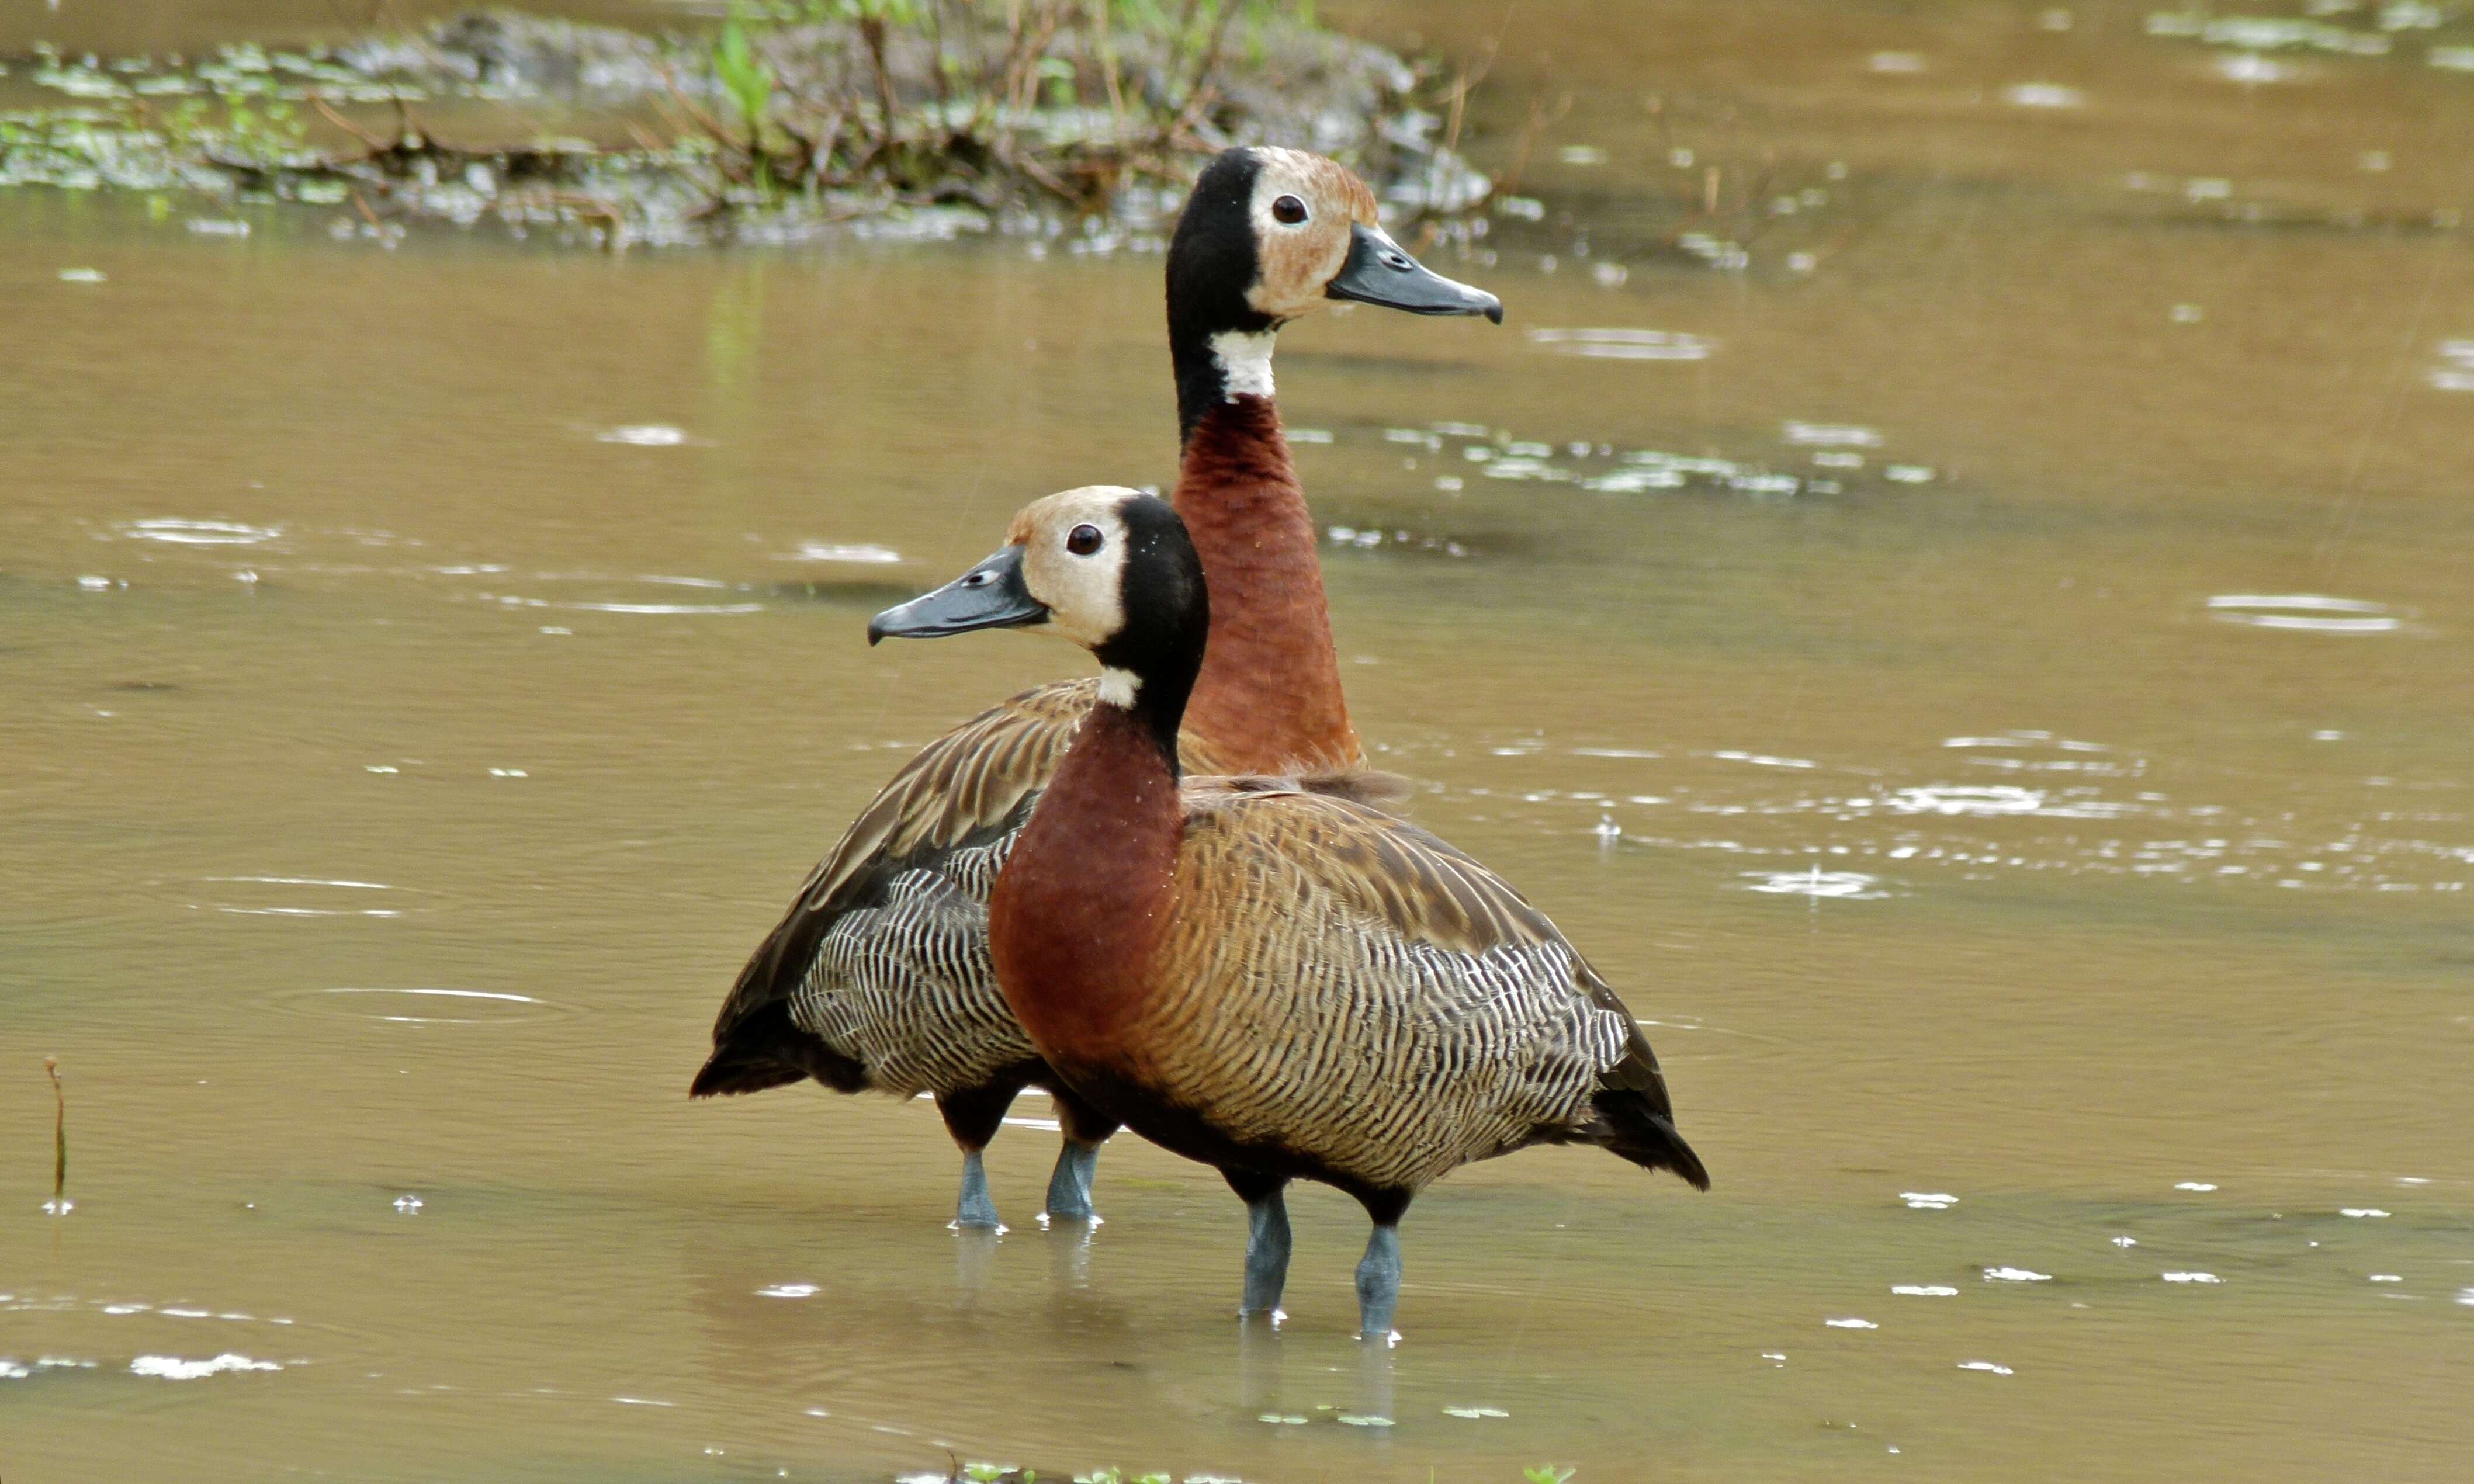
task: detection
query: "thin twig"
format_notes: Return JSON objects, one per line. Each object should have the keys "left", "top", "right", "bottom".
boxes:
{"left": 1496, "top": 92, "right": 1569, "bottom": 200}
{"left": 46, "top": 1056, "right": 66, "bottom": 1205}
{"left": 657, "top": 61, "right": 741, "bottom": 151}
{"left": 1165, "top": 0, "right": 1238, "bottom": 134}
{"left": 308, "top": 90, "right": 395, "bottom": 157}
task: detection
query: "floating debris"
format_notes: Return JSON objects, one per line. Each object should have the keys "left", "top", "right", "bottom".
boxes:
{"left": 596, "top": 425, "right": 687, "bottom": 446}
{"left": 2428, "top": 341, "right": 2474, "bottom": 392}
{"left": 1983, "top": 1267, "right": 2052, "bottom": 1283}
{"left": 1743, "top": 869, "right": 1888, "bottom": 899}
{"left": 2161, "top": 1271, "right": 2223, "bottom": 1284}
{"left": 2216, "top": 53, "right": 2295, "bottom": 84}
{"left": 2144, "top": 13, "right": 2392, "bottom": 56}
{"left": 1529, "top": 327, "right": 1713, "bottom": 362}
{"left": 1957, "top": 1360, "right": 2015, "bottom": 1375}
{"left": 131, "top": 1354, "right": 282, "bottom": 1379}
{"left": 1902, "top": 1192, "right": 1960, "bottom": 1210}
{"left": 1893, "top": 1285, "right": 1960, "bottom": 1297}
{"left": 2003, "top": 82, "right": 2087, "bottom": 108}
{"left": 2208, "top": 594, "right": 2402, "bottom": 634}
{"left": 116, "top": 518, "right": 280, "bottom": 545}
{"left": 1825, "top": 1317, "right": 1879, "bottom": 1329}
{"left": 1783, "top": 421, "right": 1882, "bottom": 448}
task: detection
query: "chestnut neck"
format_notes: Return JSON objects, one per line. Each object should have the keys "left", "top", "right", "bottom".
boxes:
{"left": 990, "top": 697, "right": 1186, "bottom": 1053}
{"left": 1170, "top": 394, "right": 1362, "bottom": 774}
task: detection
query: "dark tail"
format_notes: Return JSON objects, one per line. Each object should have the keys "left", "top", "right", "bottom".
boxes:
{"left": 1591, "top": 1087, "right": 1711, "bottom": 1192}
{"left": 688, "top": 999, "right": 868, "bottom": 1098}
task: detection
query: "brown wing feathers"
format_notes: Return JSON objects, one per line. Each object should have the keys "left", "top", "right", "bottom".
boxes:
{"left": 1145, "top": 791, "right": 1707, "bottom": 1195}
{"left": 690, "top": 679, "right": 1094, "bottom": 1098}
{"left": 689, "top": 674, "right": 1411, "bottom": 1102}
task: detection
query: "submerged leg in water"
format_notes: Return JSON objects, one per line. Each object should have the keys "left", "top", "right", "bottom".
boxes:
{"left": 1043, "top": 1090, "right": 1117, "bottom": 1222}
{"left": 954, "top": 1148, "right": 1001, "bottom": 1230}
{"left": 1355, "top": 1222, "right": 1402, "bottom": 1343}
{"left": 1225, "top": 1170, "right": 1293, "bottom": 1320}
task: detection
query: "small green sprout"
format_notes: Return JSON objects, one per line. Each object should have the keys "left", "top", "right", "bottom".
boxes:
{"left": 711, "top": 12, "right": 776, "bottom": 138}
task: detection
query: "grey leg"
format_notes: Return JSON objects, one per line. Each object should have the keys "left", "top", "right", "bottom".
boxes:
{"left": 952, "top": 1149, "right": 1003, "bottom": 1231}
{"left": 1043, "top": 1138, "right": 1103, "bottom": 1223}
{"left": 1355, "top": 1223, "right": 1402, "bottom": 1343}
{"left": 1242, "top": 1187, "right": 1293, "bottom": 1320}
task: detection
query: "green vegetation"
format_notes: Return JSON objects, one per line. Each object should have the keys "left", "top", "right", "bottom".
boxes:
{"left": 0, "top": 4, "right": 1486, "bottom": 248}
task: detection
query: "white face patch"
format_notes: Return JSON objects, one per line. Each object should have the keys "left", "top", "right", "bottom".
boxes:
{"left": 1012, "top": 485, "right": 1143, "bottom": 651}
{"left": 1241, "top": 147, "right": 1372, "bottom": 321}
{"left": 1210, "top": 330, "right": 1276, "bottom": 400}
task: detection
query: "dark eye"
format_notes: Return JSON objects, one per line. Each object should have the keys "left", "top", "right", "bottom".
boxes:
{"left": 1271, "top": 195, "right": 1308, "bottom": 225}
{"left": 1066, "top": 523, "right": 1104, "bottom": 556}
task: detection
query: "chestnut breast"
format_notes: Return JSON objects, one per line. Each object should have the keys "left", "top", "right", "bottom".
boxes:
{"left": 987, "top": 705, "right": 1186, "bottom": 1072}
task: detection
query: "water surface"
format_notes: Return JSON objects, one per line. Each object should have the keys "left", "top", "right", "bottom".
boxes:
{"left": 6, "top": 3, "right": 2472, "bottom": 1480}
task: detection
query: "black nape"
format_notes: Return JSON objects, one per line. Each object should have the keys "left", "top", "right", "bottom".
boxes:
{"left": 1090, "top": 496, "right": 1210, "bottom": 765}
{"left": 1166, "top": 149, "right": 1277, "bottom": 442}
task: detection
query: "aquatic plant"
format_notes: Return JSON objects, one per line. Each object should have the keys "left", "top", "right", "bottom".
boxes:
{"left": 711, "top": 12, "right": 780, "bottom": 167}
{"left": 0, "top": 4, "right": 1487, "bottom": 248}
{"left": 1523, "top": 1468, "right": 1576, "bottom": 1484}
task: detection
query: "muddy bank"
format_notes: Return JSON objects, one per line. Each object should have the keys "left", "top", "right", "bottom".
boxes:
{"left": 0, "top": 5, "right": 1489, "bottom": 248}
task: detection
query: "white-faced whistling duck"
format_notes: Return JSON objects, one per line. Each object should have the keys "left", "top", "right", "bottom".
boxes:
{"left": 867, "top": 487, "right": 1708, "bottom": 1339}
{"left": 690, "top": 148, "right": 1502, "bottom": 1232}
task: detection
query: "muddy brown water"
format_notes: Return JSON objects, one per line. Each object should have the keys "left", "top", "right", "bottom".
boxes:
{"left": 6, "top": 2, "right": 2472, "bottom": 1480}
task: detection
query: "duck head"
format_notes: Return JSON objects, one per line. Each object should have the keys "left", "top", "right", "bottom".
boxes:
{"left": 1168, "top": 147, "right": 1500, "bottom": 432}
{"left": 869, "top": 487, "right": 1208, "bottom": 732}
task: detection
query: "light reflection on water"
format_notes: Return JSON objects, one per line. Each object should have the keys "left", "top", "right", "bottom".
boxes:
{"left": 8, "top": 1, "right": 2474, "bottom": 1479}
